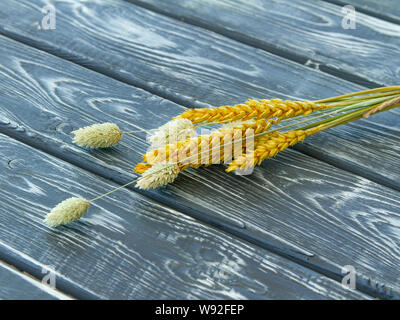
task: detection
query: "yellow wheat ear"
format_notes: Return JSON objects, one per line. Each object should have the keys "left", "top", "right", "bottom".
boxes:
{"left": 72, "top": 123, "right": 122, "bottom": 148}
{"left": 45, "top": 197, "right": 90, "bottom": 227}
{"left": 140, "top": 119, "right": 274, "bottom": 169}
{"left": 176, "top": 99, "right": 326, "bottom": 124}
{"left": 226, "top": 126, "right": 323, "bottom": 172}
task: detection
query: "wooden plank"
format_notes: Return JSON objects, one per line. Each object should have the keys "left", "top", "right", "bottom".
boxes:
{"left": 0, "top": 36, "right": 398, "bottom": 298}
{"left": 0, "top": 135, "right": 369, "bottom": 300}
{"left": 324, "top": 0, "right": 400, "bottom": 24}
{"left": 0, "top": 260, "right": 71, "bottom": 300}
{"left": 127, "top": 0, "right": 400, "bottom": 86}
{"left": 0, "top": 0, "right": 398, "bottom": 191}
{"left": 295, "top": 113, "right": 400, "bottom": 191}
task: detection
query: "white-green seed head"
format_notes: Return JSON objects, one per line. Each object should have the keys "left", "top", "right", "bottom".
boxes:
{"left": 72, "top": 123, "right": 122, "bottom": 148}
{"left": 45, "top": 197, "right": 90, "bottom": 227}
{"left": 147, "top": 119, "right": 195, "bottom": 148}
{"left": 136, "top": 162, "right": 180, "bottom": 189}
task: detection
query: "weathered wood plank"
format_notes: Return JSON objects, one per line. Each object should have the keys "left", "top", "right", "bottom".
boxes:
{"left": 0, "top": 260, "right": 71, "bottom": 300}
{"left": 0, "top": 36, "right": 398, "bottom": 298}
{"left": 324, "top": 0, "right": 400, "bottom": 24}
{"left": 0, "top": 134, "right": 369, "bottom": 300}
{"left": 127, "top": 0, "right": 400, "bottom": 86}
{"left": 0, "top": 0, "right": 398, "bottom": 190}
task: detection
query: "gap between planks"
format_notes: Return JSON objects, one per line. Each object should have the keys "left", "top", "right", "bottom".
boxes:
{"left": 0, "top": 135, "right": 372, "bottom": 300}
{"left": 0, "top": 5, "right": 396, "bottom": 298}
{"left": 0, "top": 258, "right": 74, "bottom": 300}
{"left": 0, "top": 31, "right": 190, "bottom": 113}
{"left": 0, "top": 32, "right": 398, "bottom": 297}
{"left": 0, "top": 26, "right": 397, "bottom": 194}
{"left": 0, "top": 122, "right": 395, "bottom": 300}
{"left": 0, "top": 0, "right": 398, "bottom": 192}
{"left": 124, "top": 0, "right": 383, "bottom": 89}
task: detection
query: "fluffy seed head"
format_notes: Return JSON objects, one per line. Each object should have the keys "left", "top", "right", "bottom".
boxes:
{"left": 147, "top": 119, "right": 195, "bottom": 148}
{"left": 72, "top": 123, "right": 122, "bottom": 148}
{"left": 136, "top": 162, "right": 180, "bottom": 189}
{"left": 45, "top": 197, "right": 90, "bottom": 227}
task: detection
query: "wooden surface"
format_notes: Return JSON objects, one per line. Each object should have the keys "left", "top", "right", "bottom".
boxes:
{"left": 325, "top": 0, "right": 400, "bottom": 24}
{"left": 0, "top": 0, "right": 398, "bottom": 299}
{"left": 0, "top": 134, "right": 370, "bottom": 300}
{"left": 0, "top": 260, "right": 71, "bottom": 300}
{"left": 127, "top": 0, "right": 400, "bottom": 87}
{"left": 0, "top": 35, "right": 399, "bottom": 298}
{"left": 0, "top": 0, "right": 398, "bottom": 191}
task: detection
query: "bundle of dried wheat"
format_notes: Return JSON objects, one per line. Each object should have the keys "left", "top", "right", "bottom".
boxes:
{"left": 46, "top": 86, "right": 400, "bottom": 226}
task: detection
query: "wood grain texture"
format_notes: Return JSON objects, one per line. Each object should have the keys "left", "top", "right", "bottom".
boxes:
{"left": 324, "top": 0, "right": 400, "bottom": 24}
{"left": 0, "top": 0, "right": 360, "bottom": 106}
{"left": 128, "top": 0, "right": 400, "bottom": 86}
{"left": 0, "top": 0, "right": 398, "bottom": 190}
{"left": 0, "top": 260, "right": 71, "bottom": 300}
{"left": 0, "top": 36, "right": 399, "bottom": 298}
{"left": 0, "top": 135, "right": 370, "bottom": 300}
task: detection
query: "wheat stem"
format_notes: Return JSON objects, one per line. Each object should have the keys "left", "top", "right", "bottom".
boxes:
{"left": 90, "top": 179, "right": 139, "bottom": 202}
{"left": 313, "top": 86, "right": 400, "bottom": 104}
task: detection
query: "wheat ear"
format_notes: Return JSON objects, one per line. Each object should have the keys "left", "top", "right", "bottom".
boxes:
{"left": 175, "top": 99, "right": 327, "bottom": 124}
{"left": 226, "top": 125, "right": 323, "bottom": 172}
{"left": 135, "top": 119, "right": 275, "bottom": 173}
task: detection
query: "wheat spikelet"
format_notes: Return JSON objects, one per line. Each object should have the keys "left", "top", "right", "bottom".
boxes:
{"left": 137, "top": 120, "right": 272, "bottom": 172}
{"left": 45, "top": 197, "right": 90, "bottom": 227}
{"left": 135, "top": 163, "right": 152, "bottom": 174}
{"left": 218, "top": 120, "right": 258, "bottom": 131}
{"left": 226, "top": 125, "right": 323, "bottom": 172}
{"left": 176, "top": 99, "right": 326, "bottom": 124}
{"left": 72, "top": 123, "right": 122, "bottom": 148}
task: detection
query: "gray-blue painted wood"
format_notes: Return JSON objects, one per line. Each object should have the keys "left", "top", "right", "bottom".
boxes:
{"left": 126, "top": 0, "right": 400, "bottom": 87}
{"left": 0, "top": 260, "right": 71, "bottom": 300}
{"left": 0, "top": 36, "right": 398, "bottom": 298}
{"left": 0, "top": 0, "right": 398, "bottom": 191}
{"left": 324, "top": 0, "right": 400, "bottom": 24}
{"left": 0, "top": 134, "right": 370, "bottom": 300}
